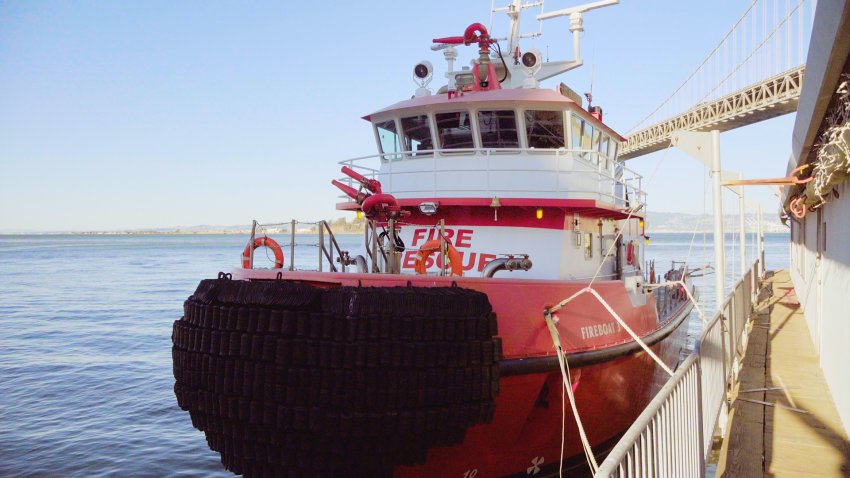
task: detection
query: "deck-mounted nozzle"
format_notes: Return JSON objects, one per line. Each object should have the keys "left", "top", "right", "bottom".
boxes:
{"left": 481, "top": 255, "right": 533, "bottom": 278}
{"left": 433, "top": 23, "right": 501, "bottom": 92}
{"left": 331, "top": 180, "right": 369, "bottom": 204}
{"left": 340, "top": 166, "right": 382, "bottom": 194}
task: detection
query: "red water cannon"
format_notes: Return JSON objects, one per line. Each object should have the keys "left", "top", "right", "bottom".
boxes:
{"left": 340, "top": 166, "right": 382, "bottom": 194}
{"left": 331, "top": 180, "right": 369, "bottom": 204}
{"left": 331, "top": 167, "right": 408, "bottom": 222}
{"left": 433, "top": 22, "right": 493, "bottom": 52}
{"left": 433, "top": 23, "right": 501, "bottom": 92}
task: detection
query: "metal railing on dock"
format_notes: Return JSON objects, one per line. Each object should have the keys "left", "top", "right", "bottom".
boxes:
{"left": 596, "top": 260, "right": 761, "bottom": 477}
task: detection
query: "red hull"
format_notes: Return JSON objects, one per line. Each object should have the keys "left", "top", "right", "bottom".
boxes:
{"left": 396, "top": 311, "right": 687, "bottom": 477}
{"left": 232, "top": 269, "right": 691, "bottom": 476}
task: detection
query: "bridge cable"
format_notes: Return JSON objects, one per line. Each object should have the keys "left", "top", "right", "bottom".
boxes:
{"left": 626, "top": 0, "right": 760, "bottom": 133}
{"left": 695, "top": 0, "right": 806, "bottom": 107}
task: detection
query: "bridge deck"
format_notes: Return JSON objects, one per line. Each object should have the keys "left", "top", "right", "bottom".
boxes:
{"left": 716, "top": 270, "right": 850, "bottom": 477}
{"left": 621, "top": 66, "right": 804, "bottom": 160}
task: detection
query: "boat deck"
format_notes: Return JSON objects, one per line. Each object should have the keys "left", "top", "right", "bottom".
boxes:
{"left": 716, "top": 270, "right": 850, "bottom": 477}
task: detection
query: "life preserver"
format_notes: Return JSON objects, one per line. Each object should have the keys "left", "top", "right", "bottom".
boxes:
{"left": 413, "top": 239, "right": 463, "bottom": 276}
{"left": 242, "top": 236, "right": 284, "bottom": 269}
{"left": 626, "top": 241, "right": 636, "bottom": 266}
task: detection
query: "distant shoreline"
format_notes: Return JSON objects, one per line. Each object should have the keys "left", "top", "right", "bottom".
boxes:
{"left": 1, "top": 212, "right": 788, "bottom": 236}
{"left": 0, "top": 230, "right": 366, "bottom": 236}
{"left": 0, "top": 230, "right": 789, "bottom": 236}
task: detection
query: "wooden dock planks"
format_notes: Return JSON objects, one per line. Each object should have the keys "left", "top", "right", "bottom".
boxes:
{"left": 717, "top": 270, "right": 850, "bottom": 477}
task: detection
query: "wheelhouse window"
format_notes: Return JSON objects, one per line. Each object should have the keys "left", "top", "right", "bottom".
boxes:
{"left": 400, "top": 115, "right": 433, "bottom": 157}
{"left": 525, "top": 110, "right": 565, "bottom": 149}
{"left": 591, "top": 128, "right": 602, "bottom": 165}
{"left": 572, "top": 115, "right": 599, "bottom": 161}
{"left": 571, "top": 114, "right": 583, "bottom": 150}
{"left": 599, "top": 134, "right": 610, "bottom": 158}
{"left": 376, "top": 120, "right": 401, "bottom": 162}
{"left": 435, "top": 111, "right": 474, "bottom": 150}
{"left": 599, "top": 133, "right": 611, "bottom": 171}
{"left": 609, "top": 140, "right": 619, "bottom": 161}
{"left": 582, "top": 123, "right": 594, "bottom": 151}
{"left": 478, "top": 110, "right": 519, "bottom": 148}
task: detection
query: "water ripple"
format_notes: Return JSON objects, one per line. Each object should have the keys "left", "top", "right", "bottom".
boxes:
{"left": 0, "top": 233, "right": 788, "bottom": 476}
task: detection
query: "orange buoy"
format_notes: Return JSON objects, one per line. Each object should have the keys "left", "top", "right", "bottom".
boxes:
{"left": 242, "top": 236, "right": 284, "bottom": 269}
{"left": 413, "top": 239, "right": 463, "bottom": 277}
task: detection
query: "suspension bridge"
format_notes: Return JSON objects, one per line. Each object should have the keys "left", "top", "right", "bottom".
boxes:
{"left": 620, "top": 0, "right": 815, "bottom": 159}
{"left": 597, "top": 1, "right": 850, "bottom": 476}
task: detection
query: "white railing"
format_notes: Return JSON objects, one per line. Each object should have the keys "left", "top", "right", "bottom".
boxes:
{"left": 337, "top": 148, "right": 647, "bottom": 210}
{"left": 245, "top": 219, "right": 349, "bottom": 273}
{"left": 596, "top": 260, "right": 760, "bottom": 477}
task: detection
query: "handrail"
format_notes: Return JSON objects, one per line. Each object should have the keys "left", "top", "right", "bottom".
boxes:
{"left": 339, "top": 147, "right": 640, "bottom": 176}
{"left": 244, "top": 219, "right": 350, "bottom": 272}
{"left": 318, "top": 220, "right": 345, "bottom": 273}
{"left": 595, "top": 259, "right": 760, "bottom": 477}
{"left": 336, "top": 147, "right": 647, "bottom": 210}
{"left": 364, "top": 219, "right": 387, "bottom": 273}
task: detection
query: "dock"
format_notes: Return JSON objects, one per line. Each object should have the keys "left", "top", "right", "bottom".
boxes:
{"left": 716, "top": 270, "right": 850, "bottom": 477}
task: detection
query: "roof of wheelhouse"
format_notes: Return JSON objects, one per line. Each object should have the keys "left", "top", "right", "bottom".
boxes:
{"left": 363, "top": 88, "right": 626, "bottom": 142}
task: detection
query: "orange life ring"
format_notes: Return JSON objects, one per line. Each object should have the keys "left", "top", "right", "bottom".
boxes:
{"left": 626, "top": 241, "right": 636, "bottom": 265}
{"left": 413, "top": 239, "right": 463, "bottom": 277}
{"left": 242, "top": 236, "right": 284, "bottom": 269}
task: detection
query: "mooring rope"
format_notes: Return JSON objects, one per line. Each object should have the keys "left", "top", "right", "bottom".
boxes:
{"left": 543, "top": 310, "right": 599, "bottom": 476}
{"left": 545, "top": 144, "right": 674, "bottom": 474}
{"left": 548, "top": 288, "right": 675, "bottom": 376}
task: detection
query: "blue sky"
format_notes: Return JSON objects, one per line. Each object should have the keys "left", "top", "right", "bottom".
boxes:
{"left": 0, "top": 1, "right": 799, "bottom": 232}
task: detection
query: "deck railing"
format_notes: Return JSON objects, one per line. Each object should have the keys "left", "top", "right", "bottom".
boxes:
{"left": 595, "top": 260, "right": 760, "bottom": 477}
{"left": 245, "top": 219, "right": 349, "bottom": 272}
{"left": 337, "top": 148, "right": 647, "bottom": 210}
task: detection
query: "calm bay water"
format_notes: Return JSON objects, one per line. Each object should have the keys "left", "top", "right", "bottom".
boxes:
{"left": 0, "top": 232, "right": 788, "bottom": 477}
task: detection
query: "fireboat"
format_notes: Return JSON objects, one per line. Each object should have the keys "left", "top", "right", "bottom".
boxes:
{"left": 171, "top": 1, "right": 695, "bottom": 476}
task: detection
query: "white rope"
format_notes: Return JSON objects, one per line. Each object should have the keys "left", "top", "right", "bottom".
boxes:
{"left": 544, "top": 311, "right": 599, "bottom": 475}
{"left": 560, "top": 374, "right": 567, "bottom": 477}
{"left": 545, "top": 145, "right": 674, "bottom": 474}
{"left": 549, "top": 288, "right": 675, "bottom": 376}
{"left": 541, "top": 280, "right": 700, "bottom": 474}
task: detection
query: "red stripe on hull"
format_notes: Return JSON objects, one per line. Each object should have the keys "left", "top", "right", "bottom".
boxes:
{"left": 402, "top": 206, "right": 568, "bottom": 229}
{"left": 337, "top": 198, "right": 641, "bottom": 221}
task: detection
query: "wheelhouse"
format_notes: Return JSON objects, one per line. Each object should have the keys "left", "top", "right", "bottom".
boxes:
{"left": 339, "top": 88, "right": 643, "bottom": 214}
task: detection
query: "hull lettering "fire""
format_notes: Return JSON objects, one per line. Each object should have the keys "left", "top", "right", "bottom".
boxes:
{"left": 403, "top": 228, "right": 498, "bottom": 273}
{"left": 580, "top": 322, "right": 622, "bottom": 339}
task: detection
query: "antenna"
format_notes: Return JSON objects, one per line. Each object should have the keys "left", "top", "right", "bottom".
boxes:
{"left": 491, "top": 0, "right": 545, "bottom": 53}
{"left": 531, "top": 0, "right": 618, "bottom": 83}
{"left": 536, "top": 0, "right": 619, "bottom": 20}
{"left": 480, "top": 0, "right": 618, "bottom": 89}
{"left": 585, "top": 64, "right": 595, "bottom": 109}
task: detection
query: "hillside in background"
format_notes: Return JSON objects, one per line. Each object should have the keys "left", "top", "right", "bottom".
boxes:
{"left": 2, "top": 212, "right": 787, "bottom": 235}
{"left": 647, "top": 211, "right": 786, "bottom": 233}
